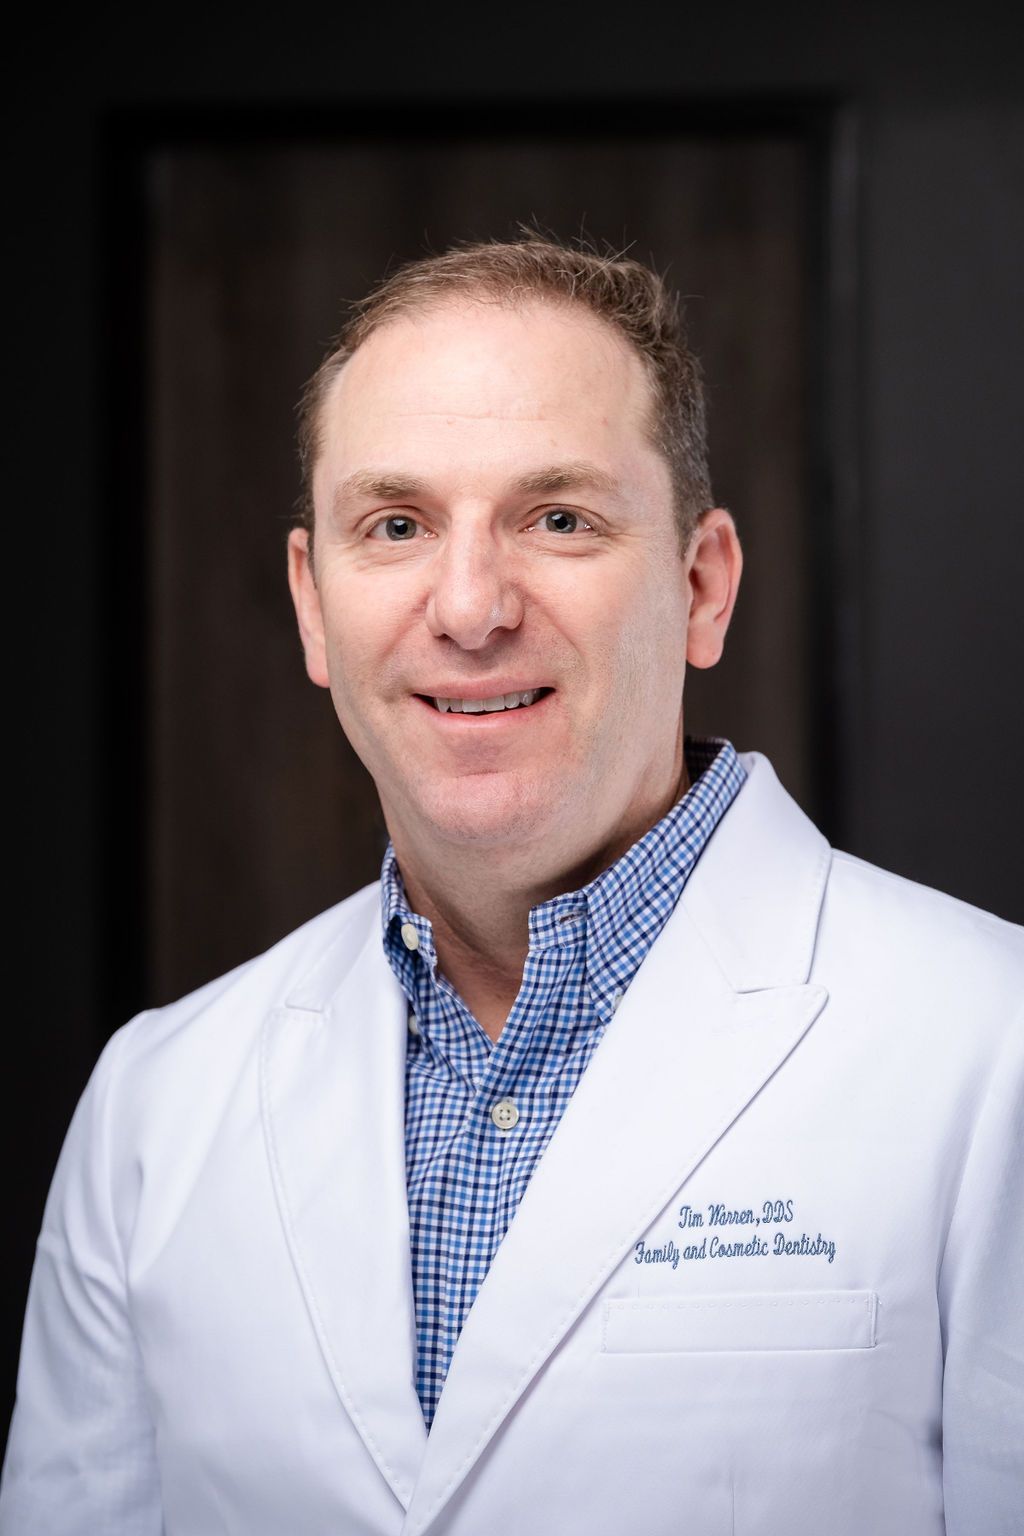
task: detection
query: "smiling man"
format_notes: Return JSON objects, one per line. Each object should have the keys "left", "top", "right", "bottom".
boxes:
{"left": 2, "top": 237, "right": 1022, "bottom": 1536}
{"left": 288, "top": 287, "right": 740, "bottom": 1042}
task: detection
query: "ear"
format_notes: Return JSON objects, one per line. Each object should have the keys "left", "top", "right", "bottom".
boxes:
{"left": 286, "top": 528, "right": 330, "bottom": 689}
{"left": 684, "top": 508, "right": 743, "bottom": 670}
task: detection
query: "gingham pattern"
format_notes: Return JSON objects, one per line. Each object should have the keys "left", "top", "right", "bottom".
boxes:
{"left": 382, "top": 737, "right": 746, "bottom": 1428}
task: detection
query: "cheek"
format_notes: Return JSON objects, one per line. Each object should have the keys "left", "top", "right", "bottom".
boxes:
{"left": 318, "top": 627, "right": 393, "bottom": 756}
{"left": 320, "top": 576, "right": 404, "bottom": 695}
{"left": 551, "top": 600, "right": 673, "bottom": 780}
{"left": 592, "top": 585, "right": 688, "bottom": 716}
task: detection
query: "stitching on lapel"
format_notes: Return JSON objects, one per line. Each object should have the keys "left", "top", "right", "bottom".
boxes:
{"left": 259, "top": 1008, "right": 411, "bottom": 1500}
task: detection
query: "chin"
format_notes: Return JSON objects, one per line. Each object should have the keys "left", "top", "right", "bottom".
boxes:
{"left": 411, "top": 773, "right": 561, "bottom": 849}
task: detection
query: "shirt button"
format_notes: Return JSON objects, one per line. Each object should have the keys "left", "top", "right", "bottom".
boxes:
{"left": 400, "top": 922, "right": 420, "bottom": 952}
{"left": 490, "top": 1097, "right": 520, "bottom": 1132}
{"left": 407, "top": 1013, "right": 420, "bottom": 1036}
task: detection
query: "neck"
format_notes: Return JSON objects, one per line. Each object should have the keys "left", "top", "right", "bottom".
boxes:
{"left": 391, "top": 755, "right": 691, "bottom": 1043}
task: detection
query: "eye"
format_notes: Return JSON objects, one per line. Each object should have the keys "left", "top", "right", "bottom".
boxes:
{"left": 535, "top": 508, "right": 592, "bottom": 534}
{"left": 369, "top": 514, "right": 422, "bottom": 542}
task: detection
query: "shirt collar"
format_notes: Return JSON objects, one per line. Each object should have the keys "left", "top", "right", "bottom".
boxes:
{"left": 571, "top": 737, "right": 744, "bottom": 1015}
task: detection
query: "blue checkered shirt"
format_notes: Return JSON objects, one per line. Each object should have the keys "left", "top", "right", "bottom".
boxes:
{"left": 381, "top": 737, "right": 746, "bottom": 1428}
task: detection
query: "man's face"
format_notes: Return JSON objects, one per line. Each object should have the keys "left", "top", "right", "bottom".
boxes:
{"left": 290, "top": 300, "right": 726, "bottom": 882}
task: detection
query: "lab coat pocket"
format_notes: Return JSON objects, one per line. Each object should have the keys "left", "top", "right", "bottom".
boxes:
{"left": 602, "top": 1290, "right": 877, "bottom": 1353}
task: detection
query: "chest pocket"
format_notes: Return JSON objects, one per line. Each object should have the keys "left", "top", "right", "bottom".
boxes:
{"left": 602, "top": 1290, "right": 877, "bottom": 1353}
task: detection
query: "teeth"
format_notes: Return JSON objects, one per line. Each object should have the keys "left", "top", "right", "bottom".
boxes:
{"left": 432, "top": 689, "right": 543, "bottom": 713}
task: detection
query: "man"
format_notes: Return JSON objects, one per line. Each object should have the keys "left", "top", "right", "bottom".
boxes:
{"left": 2, "top": 237, "right": 1021, "bottom": 1535}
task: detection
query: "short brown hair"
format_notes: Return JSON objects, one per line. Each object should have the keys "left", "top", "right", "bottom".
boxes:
{"left": 296, "top": 233, "right": 712, "bottom": 555}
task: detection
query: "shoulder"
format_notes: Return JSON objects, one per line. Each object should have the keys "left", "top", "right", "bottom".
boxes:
{"left": 823, "top": 847, "right": 1024, "bottom": 997}
{"left": 39, "top": 885, "right": 386, "bottom": 1258}
{"left": 811, "top": 850, "right": 1024, "bottom": 1125}
{"left": 730, "top": 750, "right": 1023, "bottom": 991}
{"left": 724, "top": 752, "right": 1022, "bottom": 1056}
{"left": 96, "top": 882, "right": 383, "bottom": 1101}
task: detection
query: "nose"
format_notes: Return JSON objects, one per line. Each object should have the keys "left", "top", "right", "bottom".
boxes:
{"left": 425, "top": 520, "right": 524, "bottom": 650}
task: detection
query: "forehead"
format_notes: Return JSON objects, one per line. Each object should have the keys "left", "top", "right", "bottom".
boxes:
{"left": 316, "top": 300, "right": 660, "bottom": 485}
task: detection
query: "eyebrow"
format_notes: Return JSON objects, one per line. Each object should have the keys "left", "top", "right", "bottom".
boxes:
{"left": 332, "top": 471, "right": 430, "bottom": 513}
{"left": 331, "top": 460, "right": 620, "bottom": 515}
{"left": 511, "top": 461, "right": 620, "bottom": 498}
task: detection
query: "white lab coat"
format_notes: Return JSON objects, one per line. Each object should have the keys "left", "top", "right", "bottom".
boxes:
{"left": 2, "top": 753, "right": 1022, "bottom": 1535}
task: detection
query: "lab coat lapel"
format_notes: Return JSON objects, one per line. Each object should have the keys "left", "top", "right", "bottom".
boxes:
{"left": 402, "top": 754, "right": 831, "bottom": 1536}
{"left": 261, "top": 920, "right": 427, "bottom": 1512}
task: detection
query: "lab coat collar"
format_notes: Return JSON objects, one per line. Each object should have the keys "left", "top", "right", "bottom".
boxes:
{"left": 262, "top": 921, "right": 427, "bottom": 1513}
{"left": 682, "top": 750, "right": 832, "bottom": 991}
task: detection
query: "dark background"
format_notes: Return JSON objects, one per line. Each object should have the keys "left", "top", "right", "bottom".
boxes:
{"left": 5, "top": 0, "right": 1022, "bottom": 1446}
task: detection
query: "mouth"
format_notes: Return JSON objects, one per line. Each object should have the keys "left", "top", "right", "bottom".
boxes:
{"left": 415, "top": 687, "right": 554, "bottom": 715}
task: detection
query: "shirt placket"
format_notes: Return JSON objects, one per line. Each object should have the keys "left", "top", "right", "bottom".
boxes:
{"left": 437, "top": 931, "right": 581, "bottom": 1386}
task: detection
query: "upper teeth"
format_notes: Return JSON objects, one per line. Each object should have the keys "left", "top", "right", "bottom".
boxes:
{"left": 434, "top": 689, "right": 543, "bottom": 714}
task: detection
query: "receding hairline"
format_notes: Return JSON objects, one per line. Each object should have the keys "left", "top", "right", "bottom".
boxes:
{"left": 328, "top": 285, "right": 656, "bottom": 371}
{"left": 310, "top": 291, "right": 666, "bottom": 485}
